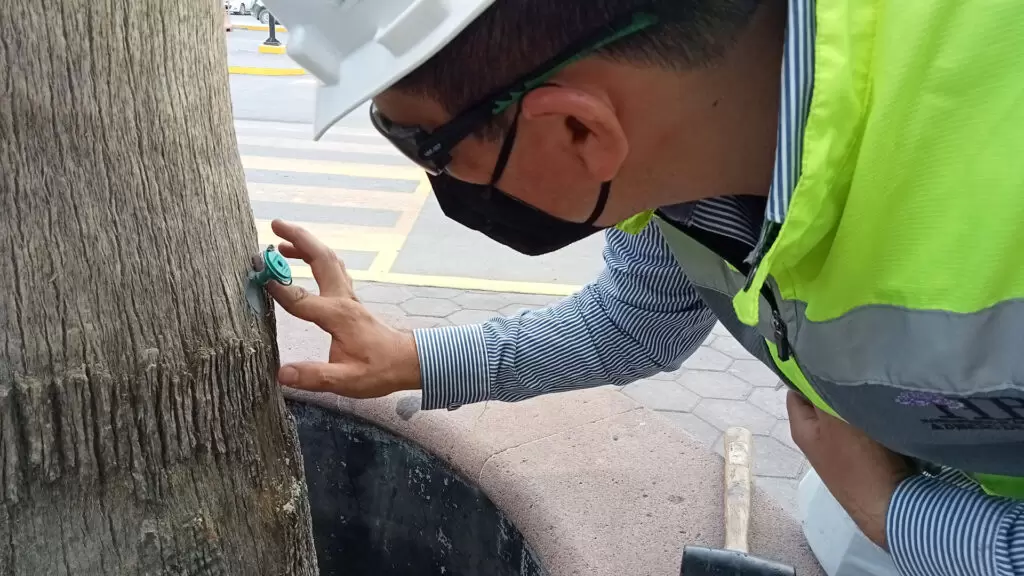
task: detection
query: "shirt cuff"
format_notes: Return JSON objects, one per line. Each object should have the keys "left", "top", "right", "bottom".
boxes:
{"left": 413, "top": 325, "right": 491, "bottom": 411}
{"left": 887, "top": 474, "right": 1018, "bottom": 576}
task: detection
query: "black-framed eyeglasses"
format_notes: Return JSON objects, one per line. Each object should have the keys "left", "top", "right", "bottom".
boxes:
{"left": 369, "top": 11, "right": 661, "bottom": 176}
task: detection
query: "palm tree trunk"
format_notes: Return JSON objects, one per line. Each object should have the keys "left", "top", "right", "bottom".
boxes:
{"left": 0, "top": 0, "right": 318, "bottom": 573}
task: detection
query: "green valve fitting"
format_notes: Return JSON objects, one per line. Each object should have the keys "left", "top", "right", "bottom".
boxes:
{"left": 253, "top": 245, "right": 293, "bottom": 287}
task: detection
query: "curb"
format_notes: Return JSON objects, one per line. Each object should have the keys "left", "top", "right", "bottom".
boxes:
{"left": 228, "top": 65, "right": 306, "bottom": 76}
{"left": 277, "top": 385, "right": 825, "bottom": 576}
{"left": 233, "top": 23, "right": 288, "bottom": 32}
{"left": 257, "top": 44, "right": 287, "bottom": 55}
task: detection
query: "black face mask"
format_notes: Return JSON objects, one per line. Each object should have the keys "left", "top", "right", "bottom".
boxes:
{"left": 430, "top": 104, "right": 612, "bottom": 256}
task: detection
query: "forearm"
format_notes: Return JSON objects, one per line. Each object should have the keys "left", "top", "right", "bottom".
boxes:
{"left": 887, "top": 470, "right": 1024, "bottom": 576}
{"left": 414, "top": 224, "right": 715, "bottom": 410}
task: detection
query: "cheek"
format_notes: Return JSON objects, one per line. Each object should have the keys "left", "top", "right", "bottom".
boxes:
{"left": 502, "top": 145, "right": 595, "bottom": 222}
{"left": 445, "top": 137, "right": 501, "bottom": 185}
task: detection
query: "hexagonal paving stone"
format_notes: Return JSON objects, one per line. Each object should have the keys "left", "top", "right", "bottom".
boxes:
{"left": 728, "top": 359, "right": 782, "bottom": 388}
{"left": 712, "top": 322, "right": 732, "bottom": 337}
{"left": 623, "top": 380, "right": 700, "bottom": 412}
{"left": 694, "top": 398, "right": 776, "bottom": 435}
{"left": 755, "top": 476, "right": 801, "bottom": 518}
{"left": 454, "top": 292, "right": 516, "bottom": 311}
{"left": 398, "top": 317, "right": 452, "bottom": 331}
{"left": 400, "top": 297, "right": 460, "bottom": 318}
{"left": 647, "top": 369, "right": 683, "bottom": 382}
{"left": 498, "top": 304, "right": 533, "bottom": 317}
{"left": 657, "top": 411, "right": 721, "bottom": 448}
{"left": 408, "top": 286, "right": 465, "bottom": 299}
{"left": 770, "top": 419, "right": 799, "bottom": 452}
{"left": 364, "top": 302, "right": 406, "bottom": 321}
{"left": 751, "top": 435, "right": 805, "bottom": 478}
{"left": 356, "top": 283, "right": 414, "bottom": 305}
{"left": 449, "top": 309, "right": 501, "bottom": 325}
{"left": 505, "top": 293, "right": 563, "bottom": 307}
{"left": 710, "top": 335, "right": 755, "bottom": 360}
{"left": 676, "top": 370, "right": 753, "bottom": 400}
{"left": 748, "top": 387, "right": 789, "bottom": 420}
{"left": 682, "top": 346, "right": 733, "bottom": 371}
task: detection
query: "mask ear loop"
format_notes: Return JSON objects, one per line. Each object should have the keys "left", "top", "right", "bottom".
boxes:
{"left": 488, "top": 102, "right": 524, "bottom": 187}
{"left": 489, "top": 97, "right": 611, "bottom": 226}
{"left": 585, "top": 181, "right": 612, "bottom": 226}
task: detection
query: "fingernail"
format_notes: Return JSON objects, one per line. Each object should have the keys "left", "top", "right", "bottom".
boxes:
{"left": 279, "top": 366, "right": 298, "bottom": 387}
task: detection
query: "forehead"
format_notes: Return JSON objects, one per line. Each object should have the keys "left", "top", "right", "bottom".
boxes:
{"left": 372, "top": 88, "right": 452, "bottom": 131}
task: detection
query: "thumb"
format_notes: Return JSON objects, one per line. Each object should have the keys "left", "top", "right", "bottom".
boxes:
{"left": 278, "top": 362, "right": 355, "bottom": 394}
{"left": 786, "top": 390, "right": 821, "bottom": 451}
{"left": 786, "top": 390, "right": 818, "bottom": 422}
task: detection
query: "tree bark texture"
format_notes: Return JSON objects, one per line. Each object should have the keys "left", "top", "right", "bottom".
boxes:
{"left": 0, "top": 0, "right": 318, "bottom": 574}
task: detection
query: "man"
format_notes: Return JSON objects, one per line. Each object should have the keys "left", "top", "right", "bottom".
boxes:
{"left": 261, "top": 0, "right": 1024, "bottom": 574}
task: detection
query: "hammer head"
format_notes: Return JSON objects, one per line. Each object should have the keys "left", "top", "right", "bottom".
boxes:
{"left": 681, "top": 546, "right": 796, "bottom": 576}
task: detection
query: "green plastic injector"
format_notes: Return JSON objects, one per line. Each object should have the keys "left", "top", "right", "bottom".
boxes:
{"left": 252, "top": 244, "right": 293, "bottom": 287}
{"left": 246, "top": 245, "right": 292, "bottom": 314}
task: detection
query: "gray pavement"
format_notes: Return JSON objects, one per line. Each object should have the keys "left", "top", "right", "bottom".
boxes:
{"left": 349, "top": 280, "right": 810, "bottom": 517}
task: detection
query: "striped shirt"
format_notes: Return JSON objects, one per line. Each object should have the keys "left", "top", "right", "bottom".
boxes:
{"left": 413, "top": 1, "right": 1023, "bottom": 574}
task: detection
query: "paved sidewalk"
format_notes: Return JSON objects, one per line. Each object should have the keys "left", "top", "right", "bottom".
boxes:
{"left": 344, "top": 280, "right": 809, "bottom": 517}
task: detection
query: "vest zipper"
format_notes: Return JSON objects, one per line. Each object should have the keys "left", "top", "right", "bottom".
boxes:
{"left": 771, "top": 307, "right": 791, "bottom": 361}
{"left": 762, "top": 288, "right": 792, "bottom": 362}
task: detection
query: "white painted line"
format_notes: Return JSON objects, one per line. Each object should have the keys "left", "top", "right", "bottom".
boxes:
{"left": 236, "top": 135, "right": 405, "bottom": 158}
{"left": 240, "top": 155, "right": 425, "bottom": 181}
{"left": 248, "top": 183, "right": 425, "bottom": 211}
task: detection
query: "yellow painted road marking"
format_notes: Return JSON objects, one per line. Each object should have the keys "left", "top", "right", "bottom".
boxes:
{"left": 257, "top": 44, "right": 287, "bottom": 54}
{"left": 229, "top": 66, "right": 306, "bottom": 76}
{"left": 233, "top": 23, "right": 288, "bottom": 32}
{"left": 367, "top": 178, "right": 430, "bottom": 274}
{"left": 287, "top": 264, "right": 580, "bottom": 296}
{"left": 255, "top": 220, "right": 408, "bottom": 253}
{"left": 240, "top": 156, "right": 425, "bottom": 181}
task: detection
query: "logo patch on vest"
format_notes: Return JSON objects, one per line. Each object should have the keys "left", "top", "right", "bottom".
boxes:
{"left": 896, "top": 392, "right": 1024, "bottom": 432}
{"left": 895, "top": 391, "right": 964, "bottom": 409}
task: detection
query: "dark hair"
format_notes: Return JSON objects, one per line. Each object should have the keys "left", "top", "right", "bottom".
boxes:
{"left": 393, "top": 0, "right": 762, "bottom": 132}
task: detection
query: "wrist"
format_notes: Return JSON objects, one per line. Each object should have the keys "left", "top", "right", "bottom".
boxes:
{"left": 387, "top": 329, "right": 423, "bottom": 394}
{"left": 849, "top": 472, "right": 914, "bottom": 550}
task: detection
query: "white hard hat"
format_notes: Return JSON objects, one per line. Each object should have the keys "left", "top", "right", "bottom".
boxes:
{"left": 260, "top": 0, "right": 498, "bottom": 140}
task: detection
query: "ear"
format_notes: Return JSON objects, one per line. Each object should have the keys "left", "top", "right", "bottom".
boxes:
{"left": 520, "top": 85, "right": 628, "bottom": 183}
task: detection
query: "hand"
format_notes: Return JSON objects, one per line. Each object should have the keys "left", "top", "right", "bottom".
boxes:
{"left": 266, "top": 219, "right": 422, "bottom": 398}
{"left": 787, "top": 391, "right": 914, "bottom": 550}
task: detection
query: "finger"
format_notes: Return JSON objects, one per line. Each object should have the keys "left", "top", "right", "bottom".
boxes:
{"left": 271, "top": 220, "right": 353, "bottom": 298}
{"left": 267, "top": 283, "right": 344, "bottom": 332}
{"left": 276, "top": 241, "right": 301, "bottom": 260}
{"left": 278, "top": 362, "right": 356, "bottom": 394}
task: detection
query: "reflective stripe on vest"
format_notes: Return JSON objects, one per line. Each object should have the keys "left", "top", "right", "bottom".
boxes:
{"left": 716, "top": 0, "right": 1024, "bottom": 497}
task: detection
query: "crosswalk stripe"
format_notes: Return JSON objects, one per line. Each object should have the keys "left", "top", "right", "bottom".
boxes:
{"left": 236, "top": 135, "right": 406, "bottom": 157}
{"left": 234, "top": 119, "right": 379, "bottom": 139}
{"left": 247, "top": 182, "right": 425, "bottom": 212}
{"left": 240, "top": 118, "right": 433, "bottom": 278}
{"left": 286, "top": 265, "right": 580, "bottom": 296}
{"left": 255, "top": 219, "right": 409, "bottom": 253}
{"left": 240, "top": 155, "right": 425, "bottom": 181}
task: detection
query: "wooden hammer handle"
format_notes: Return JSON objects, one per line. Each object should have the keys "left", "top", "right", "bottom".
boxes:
{"left": 723, "top": 426, "right": 753, "bottom": 553}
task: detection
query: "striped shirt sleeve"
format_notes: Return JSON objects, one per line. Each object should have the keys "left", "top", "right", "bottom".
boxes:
{"left": 414, "top": 223, "right": 716, "bottom": 410}
{"left": 887, "top": 469, "right": 1024, "bottom": 576}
